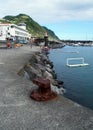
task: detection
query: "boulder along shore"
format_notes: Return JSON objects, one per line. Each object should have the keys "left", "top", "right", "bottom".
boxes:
{"left": 18, "top": 51, "right": 65, "bottom": 95}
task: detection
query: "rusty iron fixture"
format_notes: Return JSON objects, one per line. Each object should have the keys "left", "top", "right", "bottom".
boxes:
{"left": 31, "top": 78, "right": 57, "bottom": 101}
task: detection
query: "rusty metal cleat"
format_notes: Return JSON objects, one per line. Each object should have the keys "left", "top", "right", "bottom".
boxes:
{"left": 31, "top": 78, "right": 57, "bottom": 101}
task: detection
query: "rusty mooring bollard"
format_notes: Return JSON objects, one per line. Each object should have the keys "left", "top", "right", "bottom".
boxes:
{"left": 31, "top": 78, "right": 57, "bottom": 101}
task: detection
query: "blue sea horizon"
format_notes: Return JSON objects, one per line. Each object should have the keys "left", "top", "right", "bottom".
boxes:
{"left": 49, "top": 45, "right": 93, "bottom": 110}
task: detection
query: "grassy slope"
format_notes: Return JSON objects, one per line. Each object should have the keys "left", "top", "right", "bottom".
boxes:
{"left": 3, "top": 14, "right": 59, "bottom": 40}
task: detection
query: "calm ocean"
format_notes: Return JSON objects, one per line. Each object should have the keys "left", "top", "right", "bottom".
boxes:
{"left": 49, "top": 45, "right": 93, "bottom": 110}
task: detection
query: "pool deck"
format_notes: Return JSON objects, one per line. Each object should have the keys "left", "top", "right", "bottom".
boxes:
{"left": 0, "top": 45, "right": 93, "bottom": 130}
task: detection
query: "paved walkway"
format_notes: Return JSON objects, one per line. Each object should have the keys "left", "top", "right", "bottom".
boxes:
{"left": 0, "top": 45, "right": 93, "bottom": 130}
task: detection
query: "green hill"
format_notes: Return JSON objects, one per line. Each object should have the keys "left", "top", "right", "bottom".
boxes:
{"left": 2, "top": 14, "right": 59, "bottom": 40}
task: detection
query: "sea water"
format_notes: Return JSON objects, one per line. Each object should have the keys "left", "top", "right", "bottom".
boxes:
{"left": 48, "top": 45, "right": 93, "bottom": 110}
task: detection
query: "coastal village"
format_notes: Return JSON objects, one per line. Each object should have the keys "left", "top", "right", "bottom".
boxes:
{"left": 0, "top": 21, "right": 64, "bottom": 48}
{"left": 0, "top": 20, "right": 93, "bottom": 129}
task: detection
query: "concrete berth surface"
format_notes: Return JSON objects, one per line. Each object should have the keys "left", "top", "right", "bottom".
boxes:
{"left": 0, "top": 45, "right": 93, "bottom": 130}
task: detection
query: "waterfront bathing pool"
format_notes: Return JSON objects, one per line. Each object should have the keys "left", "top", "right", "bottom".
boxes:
{"left": 49, "top": 46, "right": 93, "bottom": 110}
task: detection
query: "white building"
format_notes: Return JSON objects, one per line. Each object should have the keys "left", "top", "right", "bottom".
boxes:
{"left": 0, "top": 23, "right": 31, "bottom": 42}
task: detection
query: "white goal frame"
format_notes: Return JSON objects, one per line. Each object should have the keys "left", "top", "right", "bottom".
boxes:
{"left": 66, "top": 57, "right": 89, "bottom": 67}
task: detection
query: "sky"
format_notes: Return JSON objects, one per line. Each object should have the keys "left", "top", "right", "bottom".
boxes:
{"left": 1, "top": 0, "right": 93, "bottom": 40}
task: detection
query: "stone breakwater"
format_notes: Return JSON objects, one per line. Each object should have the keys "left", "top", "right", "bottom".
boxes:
{"left": 18, "top": 51, "right": 65, "bottom": 95}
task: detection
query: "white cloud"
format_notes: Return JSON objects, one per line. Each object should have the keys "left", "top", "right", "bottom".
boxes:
{"left": 0, "top": 0, "right": 93, "bottom": 24}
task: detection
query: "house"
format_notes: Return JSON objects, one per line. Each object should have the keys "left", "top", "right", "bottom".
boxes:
{"left": 0, "top": 23, "right": 31, "bottom": 43}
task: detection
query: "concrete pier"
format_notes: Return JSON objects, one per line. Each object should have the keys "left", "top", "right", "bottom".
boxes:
{"left": 0, "top": 44, "right": 93, "bottom": 130}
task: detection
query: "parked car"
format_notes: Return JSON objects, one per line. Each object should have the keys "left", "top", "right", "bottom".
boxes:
{"left": 18, "top": 40, "right": 29, "bottom": 44}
